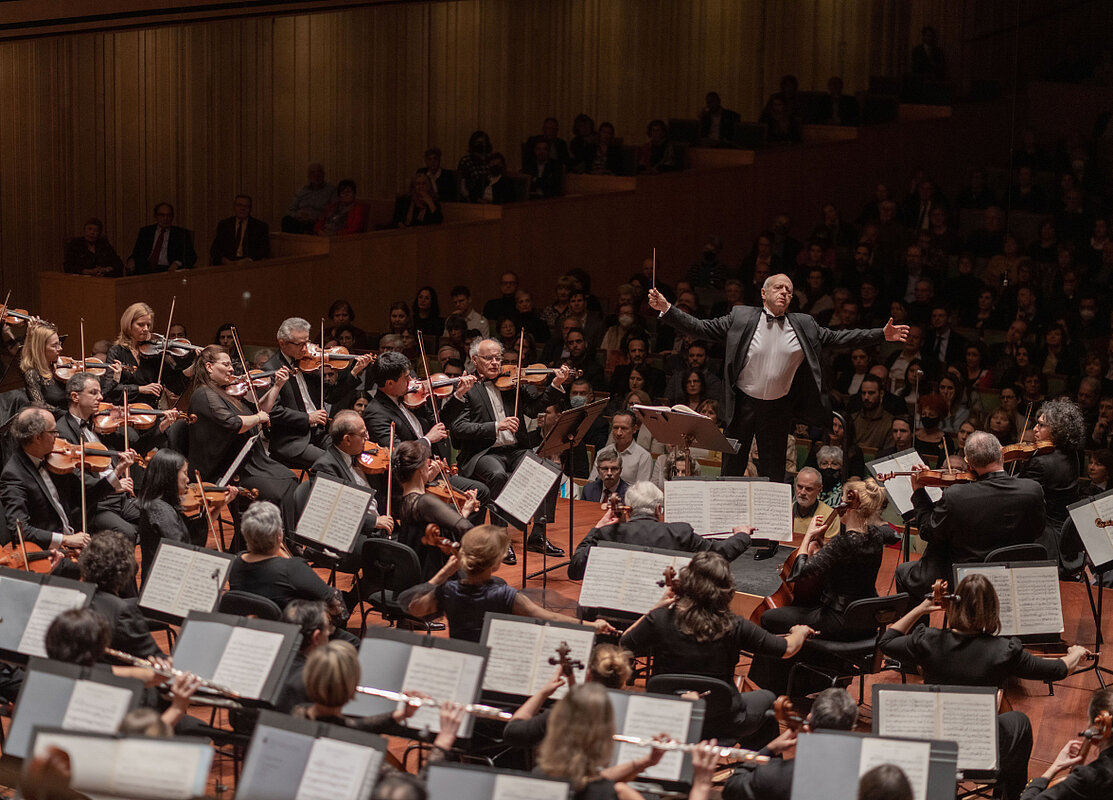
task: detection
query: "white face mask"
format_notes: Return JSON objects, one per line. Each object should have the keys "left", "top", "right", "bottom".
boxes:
{"left": 618, "top": 314, "right": 635, "bottom": 328}
{"left": 1080, "top": 309, "right": 1096, "bottom": 321}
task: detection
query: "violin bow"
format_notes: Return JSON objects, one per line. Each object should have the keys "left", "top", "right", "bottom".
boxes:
{"left": 229, "top": 326, "right": 266, "bottom": 421}
{"left": 155, "top": 295, "right": 176, "bottom": 391}
{"left": 77, "top": 318, "right": 89, "bottom": 537}
{"left": 513, "top": 328, "right": 525, "bottom": 420}
{"left": 1013, "top": 402, "right": 1034, "bottom": 475}
{"left": 122, "top": 391, "right": 129, "bottom": 453}
{"left": 15, "top": 519, "right": 31, "bottom": 572}
{"left": 0, "top": 290, "right": 11, "bottom": 331}
{"left": 195, "top": 470, "right": 222, "bottom": 552}
{"left": 416, "top": 336, "right": 463, "bottom": 516}
{"left": 652, "top": 247, "right": 656, "bottom": 289}
{"left": 319, "top": 318, "right": 326, "bottom": 424}
{"left": 79, "top": 317, "right": 87, "bottom": 375}
{"left": 386, "top": 422, "right": 395, "bottom": 520}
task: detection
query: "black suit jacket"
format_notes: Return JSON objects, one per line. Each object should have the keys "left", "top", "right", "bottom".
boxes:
{"left": 722, "top": 754, "right": 791, "bottom": 800}
{"left": 209, "top": 216, "right": 270, "bottom": 264}
{"left": 417, "top": 167, "right": 459, "bottom": 203}
{"left": 129, "top": 224, "right": 197, "bottom": 274}
{"left": 567, "top": 513, "right": 752, "bottom": 580}
{"left": 363, "top": 393, "right": 448, "bottom": 460}
{"left": 442, "top": 380, "right": 564, "bottom": 477}
{"left": 264, "top": 353, "right": 359, "bottom": 464}
{"left": 91, "top": 591, "right": 162, "bottom": 658}
{"left": 698, "top": 108, "right": 742, "bottom": 142}
{"left": 921, "top": 328, "right": 967, "bottom": 374}
{"left": 661, "top": 304, "right": 885, "bottom": 428}
{"left": 0, "top": 450, "right": 116, "bottom": 548}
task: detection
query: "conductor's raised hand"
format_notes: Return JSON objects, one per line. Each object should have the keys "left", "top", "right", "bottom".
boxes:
{"left": 883, "top": 317, "right": 910, "bottom": 342}
{"left": 647, "top": 288, "right": 670, "bottom": 314}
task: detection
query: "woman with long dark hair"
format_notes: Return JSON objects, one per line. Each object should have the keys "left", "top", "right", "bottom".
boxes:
{"left": 412, "top": 286, "right": 443, "bottom": 339}
{"left": 135, "top": 449, "right": 215, "bottom": 584}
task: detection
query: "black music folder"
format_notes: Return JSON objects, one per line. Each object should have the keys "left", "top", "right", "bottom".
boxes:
{"left": 139, "top": 539, "right": 234, "bottom": 625}
{"left": 0, "top": 567, "right": 95, "bottom": 663}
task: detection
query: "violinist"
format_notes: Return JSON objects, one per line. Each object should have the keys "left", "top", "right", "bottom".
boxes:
{"left": 1021, "top": 688, "right": 1113, "bottom": 798}
{"left": 135, "top": 450, "right": 213, "bottom": 585}
{"left": 363, "top": 351, "right": 489, "bottom": 522}
{"left": 21, "top": 322, "right": 121, "bottom": 414}
{"left": 748, "top": 478, "right": 889, "bottom": 695}
{"left": 894, "top": 431, "right": 1046, "bottom": 607}
{"left": 0, "top": 406, "right": 134, "bottom": 551}
{"left": 393, "top": 439, "right": 480, "bottom": 579}
{"left": 1018, "top": 399, "right": 1085, "bottom": 567}
{"left": 188, "top": 345, "right": 298, "bottom": 532}
{"left": 264, "top": 317, "right": 374, "bottom": 470}
{"left": 107, "top": 302, "right": 189, "bottom": 402}
{"left": 79, "top": 531, "right": 162, "bottom": 658}
{"left": 57, "top": 372, "right": 166, "bottom": 541}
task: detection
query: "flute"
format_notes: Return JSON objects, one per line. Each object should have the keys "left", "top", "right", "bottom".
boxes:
{"left": 611, "top": 734, "right": 770, "bottom": 764}
{"left": 355, "top": 686, "right": 512, "bottom": 721}
{"left": 104, "top": 648, "right": 242, "bottom": 699}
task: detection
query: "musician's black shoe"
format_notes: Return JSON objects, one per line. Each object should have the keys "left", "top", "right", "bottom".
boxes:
{"left": 503, "top": 544, "right": 517, "bottom": 565}
{"left": 526, "top": 537, "right": 565, "bottom": 557}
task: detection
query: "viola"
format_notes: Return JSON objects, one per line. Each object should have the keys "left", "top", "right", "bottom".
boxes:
{"left": 91, "top": 402, "right": 196, "bottom": 434}
{"left": 0, "top": 540, "right": 57, "bottom": 573}
{"left": 54, "top": 356, "right": 137, "bottom": 381}
{"left": 298, "top": 344, "right": 374, "bottom": 372}
{"left": 45, "top": 440, "right": 148, "bottom": 474}
{"left": 403, "top": 374, "right": 463, "bottom": 408}
{"left": 1048, "top": 709, "right": 1112, "bottom": 787}
{"left": 608, "top": 493, "right": 632, "bottom": 523}
{"left": 426, "top": 477, "right": 470, "bottom": 507}
{"left": 224, "top": 368, "right": 287, "bottom": 397}
{"left": 494, "top": 363, "right": 582, "bottom": 390}
{"left": 1001, "top": 440, "right": 1055, "bottom": 463}
{"left": 875, "top": 468, "right": 977, "bottom": 487}
{"left": 138, "top": 336, "right": 203, "bottom": 358}
{"left": 774, "top": 696, "right": 807, "bottom": 732}
{"left": 357, "top": 442, "right": 391, "bottom": 474}
{"left": 548, "top": 641, "right": 584, "bottom": 687}
{"left": 181, "top": 483, "right": 258, "bottom": 519}
{"left": 929, "top": 579, "right": 959, "bottom": 610}
{"left": 421, "top": 524, "right": 460, "bottom": 555}
{"left": 656, "top": 565, "right": 679, "bottom": 591}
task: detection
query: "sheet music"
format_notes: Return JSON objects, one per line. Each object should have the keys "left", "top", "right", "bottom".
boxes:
{"left": 211, "top": 626, "right": 284, "bottom": 698}
{"left": 956, "top": 565, "right": 1017, "bottom": 634}
{"left": 61, "top": 680, "right": 133, "bottom": 733}
{"left": 141, "top": 545, "right": 229, "bottom": 619}
{"left": 578, "top": 547, "right": 690, "bottom": 614}
{"left": 239, "top": 725, "right": 306, "bottom": 799}
{"left": 858, "top": 738, "right": 931, "bottom": 800}
{"left": 492, "top": 774, "right": 568, "bottom": 800}
{"left": 869, "top": 451, "right": 942, "bottom": 514}
{"left": 295, "top": 737, "right": 380, "bottom": 800}
{"left": 662, "top": 482, "right": 710, "bottom": 531}
{"left": 1071, "top": 495, "right": 1113, "bottom": 570}
{"left": 18, "top": 584, "right": 88, "bottom": 657}
{"left": 298, "top": 477, "right": 370, "bottom": 553}
{"left": 746, "top": 482, "right": 793, "bottom": 541}
{"left": 939, "top": 693, "right": 997, "bottom": 771}
{"left": 614, "top": 694, "right": 692, "bottom": 781}
{"left": 34, "top": 732, "right": 117, "bottom": 794}
{"left": 401, "top": 646, "right": 479, "bottom": 733}
{"left": 219, "top": 432, "right": 261, "bottom": 486}
{"left": 534, "top": 626, "right": 594, "bottom": 697}
{"left": 706, "top": 481, "right": 751, "bottom": 533}
{"left": 1012, "top": 565, "right": 1063, "bottom": 635}
{"left": 112, "top": 739, "right": 211, "bottom": 799}
{"left": 664, "top": 481, "right": 791, "bottom": 540}
{"left": 875, "top": 690, "right": 939, "bottom": 741}
{"left": 495, "top": 454, "right": 560, "bottom": 525}
{"left": 481, "top": 619, "right": 543, "bottom": 696}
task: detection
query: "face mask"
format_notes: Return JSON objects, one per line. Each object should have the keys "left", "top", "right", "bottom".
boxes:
{"left": 569, "top": 394, "right": 587, "bottom": 408}
{"left": 920, "top": 415, "right": 940, "bottom": 429}
{"left": 819, "top": 467, "right": 841, "bottom": 490}
{"left": 618, "top": 314, "right": 635, "bottom": 328}
{"left": 1081, "top": 309, "right": 1096, "bottom": 321}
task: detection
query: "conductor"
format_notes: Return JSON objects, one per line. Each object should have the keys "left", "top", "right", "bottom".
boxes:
{"left": 649, "top": 275, "right": 908, "bottom": 479}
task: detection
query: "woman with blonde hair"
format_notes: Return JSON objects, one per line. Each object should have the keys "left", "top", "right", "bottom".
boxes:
{"left": 400, "top": 525, "right": 615, "bottom": 642}
{"left": 108, "top": 301, "right": 192, "bottom": 401}
{"left": 21, "top": 322, "right": 121, "bottom": 411}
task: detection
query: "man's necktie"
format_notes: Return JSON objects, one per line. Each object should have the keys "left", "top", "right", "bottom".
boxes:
{"left": 149, "top": 228, "right": 166, "bottom": 269}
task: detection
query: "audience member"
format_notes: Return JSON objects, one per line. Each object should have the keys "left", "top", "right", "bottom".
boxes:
{"left": 457, "top": 130, "right": 493, "bottom": 201}
{"left": 315, "top": 179, "right": 367, "bottom": 236}
{"left": 698, "top": 91, "right": 741, "bottom": 145}
{"left": 128, "top": 202, "right": 197, "bottom": 274}
{"left": 391, "top": 174, "right": 443, "bottom": 228}
{"left": 282, "top": 162, "right": 337, "bottom": 234}
{"left": 638, "top": 119, "right": 679, "bottom": 173}
{"left": 64, "top": 217, "right": 124, "bottom": 277}
{"left": 416, "top": 146, "right": 458, "bottom": 202}
{"left": 210, "top": 194, "right": 270, "bottom": 265}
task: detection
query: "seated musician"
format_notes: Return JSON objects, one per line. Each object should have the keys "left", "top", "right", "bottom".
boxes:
{"left": 881, "top": 574, "right": 1091, "bottom": 800}
{"left": 721, "top": 688, "right": 859, "bottom": 800}
{"left": 442, "top": 338, "right": 573, "bottom": 562}
{"left": 79, "top": 530, "right": 161, "bottom": 658}
{"left": 58, "top": 372, "right": 179, "bottom": 542}
{"left": 399, "top": 525, "right": 615, "bottom": 642}
{"left": 21, "top": 321, "right": 121, "bottom": 414}
{"left": 107, "top": 302, "right": 191, "bottom": 403}
{"left": 790, "top": 466, "right": 840, "bottom": 537}
{"left": 567, "top": 481, "right": 754, "bottom": 580}
{"left": 274, "top": 600, "right": 333, "bottom": 713}
{"left": 135, "top": 449, "right": 216, "bottom": 586}
{"left": 1021, "top": 687, "right": 1113, "bottom": 798}
{"left": 1018, "top": 399, "right": 1085, "bottom": 568}
{"left": 0, "top": 406, "right": 134, "bottom": 552}
{"left": 581, "top": 446, "right": 629, "bottom": 503}
{"left": 748, "top": 477, "right": 890, "bottom": 695}
{"left": 894, "top": 431, "right": 1045, "bottom": 600}
{"left": 188, "top": 345, "right": 298, "bottom": 532}
{"left": 362, "top": 351, "right": 489, "bottom": 523}
{"left": 264, "top": 317, "right": 373, "bottom": 470}
{"left": 504, "top": 644, "right": 634, "bottom": 748}
{"left": 620, "top": 552, "right": 814, "bottom": 748}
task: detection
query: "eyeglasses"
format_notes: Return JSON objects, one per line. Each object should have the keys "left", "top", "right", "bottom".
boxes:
{"left": 475, "top": 354, "right": 502, "bottom": 362}
{"left": 598, "top": 465, "right": 621, "bottom": 473}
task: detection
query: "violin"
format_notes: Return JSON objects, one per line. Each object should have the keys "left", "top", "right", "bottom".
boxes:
{"left": 45, "top": 440, "right": 149, "bottom": 474}
{"left": 91, "top": 402, "right": 196, "bottom": 434}
{"left": 421, "top": 524, "right": 460, "bottom": 555}
{"left": 54, "top": 356, "right": 136, "bottom": 381}
{"left": 608, "top": 494, "right": 632, "bottom": 523}
{"left": 224, "top": 368, "right": 287, "bottom": 397}
{"left": 426, "top": 466, "right": 471, "bottom": 507}
{"left": 548, "top": 641, "right": 584, "bottom": 687}
{"left": 774, "top": 695, "right": 807, "bottom": 732}
{"left": 181, "top": 483, "right": 258, "bottom": 519}
{"left": 1001, "top": 440, "right": 1055, "bottom": 463}
{"left": 357, "top": 442, "right": 391, "bottom": 474}
{"left": 656, "top": 565, "right": 679, "bottom": 591}
{"left": 494, "top": 363, "right": 582, "bottom": 390}
{"left": 403, "top": 374, "right": 463, "bottom": 408}
{"left": 0, "top": 306, "right": 41, "bottom": 327}
{"left": 875, "top": 468, "right": 977, "bottom": 487}
{"left": 138, "top": 335, "right": 203, "bottom": 358}
{"left": 0, "top": 540, "right": 59, "bottom": 573}
{"left": 1048, "top": 709, "right": 1112, "bottom": 787}
{"left": 929, "top": 579, "right": 959, "bottom": 610}
{"left": 298, "top": 344, "right": 374, "bottom": 372}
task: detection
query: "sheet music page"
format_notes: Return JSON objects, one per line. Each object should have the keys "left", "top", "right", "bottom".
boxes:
{"left": 239, "top": 725, "right": 307, "bottom": 798}
{"left": 577, "top": 547, "right": 631, "bottom": 608}
{"left": 1075, "top": 495, "right": 1113, "bottom": 567}
{"left": 295, "top": 737, "right": 380, "bottom": 800}
{"left": 33, "top": 733, "right": 117, "bottom": 795}
{"left": 747, "top": 482, "right": 793, "bottom": 542}
{"left": 492, "top": 774, "right": 568, "bottom": 800}
{"left": 61, "top": 680, "right": 133, "bottom": 733}
{"left": 112, "top": 739, "right": 211, "bottom": 799}
{"left": 858, "top": 738, "right": 931, "bottom": 800}
{"left": 876, "top": 690, "right": 940, "bottom": 741}
{"left": 318, "top": 484, "right": 370, "bottom": 552}
{"left": 1013, "top": 565, "right": 1064, "bottom": 635}
{"left": 871, "top": 452, "right": 941, "bottom": 514}
{"left": 939, "top": 692, "right": 997, "bottom": 771}
{"left": 618, "top": 552, "right": 691, "bottom": 614}
{"left": 139, "top": 544, "right": 196, "bottom": 615}
{"left": 614, "top": 694, "right": 692, "bottom": 781}
{"left": 211, "top": 626, "right": 285, "bottom": 699}
{"left": 495, "top": 455, "right": 559, "bottom": 524}
{"left": 0, "top": 576, "right": 42, "bottom": 652}
{"left": 955, "top": 565, "right": 1017, "bottom": 635}
{"left": 173, "top": 550, "right": 230, "bottom": 618}
{"left": 664, "top": 481, "right": 712, "bottom": 534}
{"left": 534, "top": 625, "right": 595, "bottom": 698}
{"left": 706, "top": 482, "right": 753, "bottom": 535}
{"left": 401, "top": 646, "right": 466, "bottom": 733}
{"left": 18, "top": 584, "right": 89, "bottom": 657}
{"left": 481, "top": 618, "right": 543, "bottom": 696}
{"left": 297, "top": 476, "right": 343, "bottom": 545}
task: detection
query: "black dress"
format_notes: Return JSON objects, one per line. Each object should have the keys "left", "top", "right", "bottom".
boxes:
{"left": 188, "top": 385, "right": 298, "bottom": 531}
{"left": 137, "top": 498, "right": 206, "bottom": 587}
{"left": 24, "top": 369, "right": 117, "bottom": 416}
{"left": 398, "top": 492, "right": 473, "bottom": 579}
{"left": 106, "top": 343, "right": 191, "bottom": 400}
{"left": 227, "top": 555, "right": 333, "bottom": 609}
{"left": 1019, "top": 448, "right": 1081, "bottom": 567}
{"left": 1019, "top": 746, "right": 1113, "bottom": 799}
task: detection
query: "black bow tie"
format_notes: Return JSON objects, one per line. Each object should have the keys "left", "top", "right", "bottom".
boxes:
{"left": 79, "top": 419, "right": 92, "bottom": 430}
{"left": 764, "top": 311, "right": 786, "bottom": 323}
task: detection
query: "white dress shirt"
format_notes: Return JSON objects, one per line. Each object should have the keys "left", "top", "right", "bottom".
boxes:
{"left": 737, "top": 310, "right": 804, "bottom": 400}
{"left": 483, "top": 381, "right": 517, "bottom": 447}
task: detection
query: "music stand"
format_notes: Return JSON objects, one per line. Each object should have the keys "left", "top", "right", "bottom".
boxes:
{"left": 633, "top": 404, "right": 740, "bottom": 456}
{"left": 523, "top": 398, "right": 609, "bottom": 592}
{"left": 1067, "top": 492, "right": 1113, "bottom": 687}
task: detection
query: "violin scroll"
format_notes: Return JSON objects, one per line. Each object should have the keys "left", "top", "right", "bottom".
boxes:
{"left": 608, "top": 494, "right": 632, "bottom": 523}
{"left": 929, "top": 579, "right": 959, "bottom": 609}
{"left": 548, "top": 641, "right": 584, "bottom": 687}
{"left": 421, "top": 524, "right": 460, "bottom": 556}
